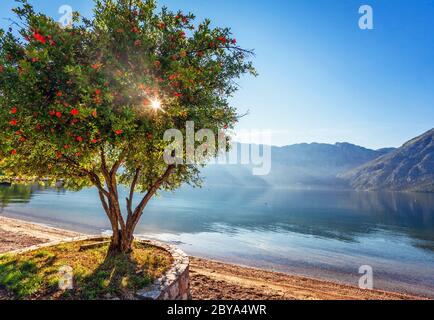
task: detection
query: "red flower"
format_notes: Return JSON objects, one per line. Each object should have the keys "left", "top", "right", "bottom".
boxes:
{"left": 70, "top": 108, "right": 79, "bottom": 116}
{"left": 75, "top": 152, "right": 81, "bottom": 157}
{"left": 223, "top": 124, "right": 229, "bottom": 129}
{"left": 64, "top": 144, "right": 70, "bottom": 149}
{"left": 10, "top": 149, "right": 17, "bottom": 155}
{"left": 174, "top": 92, "right": 182, "bottom": 98}
{"left": 56, "top": 91, "right": 63, "bottom": 97}
{"left": 9, "top": 119, "right": 17, "bottom": 126}
{"left": 55, "top": 111, "right": 62, "bottom": 118}
{"left": 15, "top": 130, "right": 21, "bottom": 135}
{"left": 91, "top": 63, "right": 101, "bottom": 70}
{"left": 182, "top": 17, "right": 188, "bottom": 23}
{"left": 10, "top": 107, "right": 17, "bottom": 114}
{"left": 76, "top": 136, "right": 83, "bottom": 142}
{"left": 115, "top": 129, "right": 123, "bottom": 135}
{"left": 33, "top": 32, "right": 46, "bottom": 44}
{"left": 20, "top": 137, "right": 26, "bottom": 142}
{"left": 49, "top": 110, "right": 55, "bottom": 116}
{"left": 92, "top": 110, "right": 97, "bottom": 118}
{"left": 95, "top": 89, "right": 102, "bottom": 95}
{"left": 91, "top": 138, "right": 98, "bottom": 143}
{"left": 217, "top": 37, "right": 227, "bottom": 44}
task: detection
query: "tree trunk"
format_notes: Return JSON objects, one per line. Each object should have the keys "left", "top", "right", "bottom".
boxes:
{"left": 108, "top": 228, "right": 134, "bottom": 256}
{"left": 96, "top": 162, "right": 174, "bottom": 257}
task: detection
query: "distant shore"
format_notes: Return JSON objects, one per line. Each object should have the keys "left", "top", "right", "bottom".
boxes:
{"left": 0, "top": 215, "right": 428, "bottom": 300}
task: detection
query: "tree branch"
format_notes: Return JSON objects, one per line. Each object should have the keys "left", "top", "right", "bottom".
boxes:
{"left": 126, "top": 166, "right": 141, "bottom": 217}
{"left": 129, "top": 165, "right": 175, "bottom": 230}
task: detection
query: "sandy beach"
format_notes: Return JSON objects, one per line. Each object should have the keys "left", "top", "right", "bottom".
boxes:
{"left": 0, "top": 215, "right": 427, "bottom": 300}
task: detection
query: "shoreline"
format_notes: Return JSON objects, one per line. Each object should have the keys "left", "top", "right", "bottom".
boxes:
{"left": 0, "top": 215, "right": 429, "bottom": 300}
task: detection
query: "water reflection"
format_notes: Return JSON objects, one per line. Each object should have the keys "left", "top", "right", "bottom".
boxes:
{"left": 1, "top": 184, "right": 434, "bottom": 247}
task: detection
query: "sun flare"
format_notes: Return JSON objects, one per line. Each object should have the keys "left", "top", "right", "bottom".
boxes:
{"left": 150, "top": 98, "right": 162, "bottom": 111}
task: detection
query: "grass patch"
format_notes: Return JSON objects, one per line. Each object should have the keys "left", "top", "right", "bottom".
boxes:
{"left": 0, "top": 240, "right": 172, "bottom": 300}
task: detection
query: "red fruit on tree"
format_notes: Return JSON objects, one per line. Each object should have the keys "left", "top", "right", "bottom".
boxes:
{"left": 76, "top": 136, "right": 83, "bottom": 142}
{"left": 70, "top": 108, "right": 79, "bottom": 116}
{"left": 91, "top": 63, "right": 101, "bottom": 70}
{"left": 10, "top": 149, "right": 17, "bottom": 155}
{"left": 9, "top": 119, "right": 17, "bottom": 126}
{"left": 55, "top": 111, "right": 62, "bottom": 118}
{"left": 217, "top": 37, "right": 227, "bottom": 44}
{"left": 10, "top": 107, "right": 17, "bottom": 114}
{"left": 115, "top": 129, "right": 123, "bottom": 135}
{"left": 33, "top": 32, "right": 46, "bottom": 44}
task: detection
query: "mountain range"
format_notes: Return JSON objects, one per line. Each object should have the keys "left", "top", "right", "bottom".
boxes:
{"left": 342, "top": 128, "right": 434, "bottom": 192}
{"left": 201, "top": 128, "right": 434, "bottom": 193}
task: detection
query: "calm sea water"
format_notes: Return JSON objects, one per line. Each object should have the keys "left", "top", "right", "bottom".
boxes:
{"left": 1, "top": 184, "right": 434, "bottom": 297}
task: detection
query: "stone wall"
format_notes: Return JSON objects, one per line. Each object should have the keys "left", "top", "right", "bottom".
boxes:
{"left": 135, "top": 237, "right": 191, "bottom": 300}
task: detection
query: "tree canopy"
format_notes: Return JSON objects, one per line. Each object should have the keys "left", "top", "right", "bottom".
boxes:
{"left": 0, "top": 0, "right": 255, "bottom": 253}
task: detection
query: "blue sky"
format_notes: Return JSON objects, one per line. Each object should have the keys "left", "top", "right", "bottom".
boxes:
{"left": 1, "top": 0, "right": 433, "bottom": 149}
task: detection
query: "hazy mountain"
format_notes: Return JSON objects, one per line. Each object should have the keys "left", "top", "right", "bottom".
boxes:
{"left": 201, "top": 142, "right": 394, "bottom": 189}
{"left": 342, "top": 129, "right": 434, "bottom": 192}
